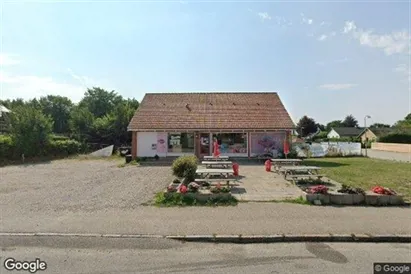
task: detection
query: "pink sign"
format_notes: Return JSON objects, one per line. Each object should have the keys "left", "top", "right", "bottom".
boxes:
{"left": 156, "top": 133, "right": 167, "bottom": 153}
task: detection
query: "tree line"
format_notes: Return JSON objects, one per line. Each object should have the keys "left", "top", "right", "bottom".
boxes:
{"left": 296, "top": 114, "right": 411, "bottom": 138}
{"left": 0, "top": 87, "right": 139, "bottom": 160}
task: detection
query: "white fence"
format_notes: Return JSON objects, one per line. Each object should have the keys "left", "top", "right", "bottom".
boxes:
{"left": 294, "top": 142, "right": 362, "bottom": 158}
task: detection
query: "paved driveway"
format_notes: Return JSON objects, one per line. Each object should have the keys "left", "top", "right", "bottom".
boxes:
{"left": 363, "top": 149, "right": 411, "bottom": 162}
{"left": 0, "top": 159, "right": 172, "bottom": 214}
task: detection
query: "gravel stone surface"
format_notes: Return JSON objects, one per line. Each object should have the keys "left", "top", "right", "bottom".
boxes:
{"left": 0, "top": 159, "right": 172, "bottom": 213}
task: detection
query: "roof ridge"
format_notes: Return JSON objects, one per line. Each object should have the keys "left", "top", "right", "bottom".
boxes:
{"left": 145, "top": 91, "right": 279, "bottom": 95}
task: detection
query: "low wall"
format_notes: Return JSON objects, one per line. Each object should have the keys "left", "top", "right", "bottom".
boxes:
{"left": 371, "top": 142, "right": 411, "bottom": 153}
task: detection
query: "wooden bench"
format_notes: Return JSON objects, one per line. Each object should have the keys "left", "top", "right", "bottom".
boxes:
{"left": 287, "top": 174, "right": 325, "bottom": 183}
{"left": 202, "top": 161, "right": 232, "bottom": 168}
{"left": 195, "top": 178, "right": 238, "bottom": 186}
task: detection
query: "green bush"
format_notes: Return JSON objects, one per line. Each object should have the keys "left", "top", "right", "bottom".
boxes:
{"left": 47, "top": 140, "right": 82, "bottom": 156}
{"left": 171, "top": 155, "right": 198, "bottom": 182}
{"left": 51, "top": 134, "right": 70, "bottom": 141}
{"left": 0, "top": 135, "right": 15, "bottom": 159}
{"left": 379, "top": 133, "right": 411, "bottom": 144}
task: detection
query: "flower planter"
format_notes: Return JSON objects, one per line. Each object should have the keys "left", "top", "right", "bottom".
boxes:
{"left": 329, "top": 192, "right": 365, "bottom": 205}
{"left": 365, "top": 192, "right": 404, "bottom": 206}
{"left": 305, "top": 193, "right": 330, "bottom": 205}
{"left": 182, "top": 189, "right": 232, "bottom": 202}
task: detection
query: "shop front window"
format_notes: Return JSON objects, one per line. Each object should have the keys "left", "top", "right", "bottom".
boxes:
{"left": 168, "top": 133, "right": 194, "bottom": 153}
{"left": 212, "top": 133, "right": 247, "bottom": 154}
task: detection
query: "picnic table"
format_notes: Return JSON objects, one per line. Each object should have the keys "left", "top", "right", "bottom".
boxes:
{"left": 201, "top": 161, "right": 232, "bottom": 169}
{"left": 270, "top": 159, "right": 302, "bottom": 173}
{"left": 195, "top": 168, "right": 236, "bottom": 186}
{"left": 279, "top": 166, "right": 322, "bottom": 180}
{"left": 203, "top": 156, "right": 229, "bottom": 161}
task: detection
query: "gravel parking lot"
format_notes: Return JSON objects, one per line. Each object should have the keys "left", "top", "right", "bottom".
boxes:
{"left": 0, "top": 159, "right": 172, "bottom": 213}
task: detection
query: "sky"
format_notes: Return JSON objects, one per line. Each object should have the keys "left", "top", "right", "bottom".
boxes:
{"left": 0, "top": 0, "right": 410, "bottom": 126}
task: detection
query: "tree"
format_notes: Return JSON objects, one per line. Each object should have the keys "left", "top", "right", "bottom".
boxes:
{"left": 326, "top": 120, "right": 343, "bottom": 131}
{"left": 296, "top": 116, "right": 318, "bottom": 137}
{"left": 9, "top": 106, "right": 53, "bottom": 157}
{"left": 69, "top": 106, "right": 95, "bottom": 141}
{"left": 38, "top": 95, "right": 73, "bottom": 134}
{"left": 316, "top": 123, "right": 325, "bottom": 131}
{"left": 370, "top": 123, "right": 391, "bottom": 128}
{"left": 393, "top": 113, "right": 411, "bottom": 133}
{"left": 342, "top": 115, "right": 359, "bottom": 127}
{"left": 79, "top": 87, "right": 123, "bottom": 118}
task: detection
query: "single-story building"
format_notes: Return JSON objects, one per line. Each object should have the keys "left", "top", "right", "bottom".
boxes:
{"left": 127, "top": 92, "right": 295, "bottom": 159}
{"left": 327, "top": 127, "right": 377, "bottom": 143}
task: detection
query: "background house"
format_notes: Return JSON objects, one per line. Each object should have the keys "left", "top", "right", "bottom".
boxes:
{"left": 327, "top": 127, "right": 377, "bottom": 142}
{"left": 127, "top": 92, "right": 295, "bottom": 158}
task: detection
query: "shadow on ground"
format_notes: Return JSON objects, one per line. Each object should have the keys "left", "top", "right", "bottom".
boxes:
{"left": 303, "top": 160, "right": 350, "bottom": 168}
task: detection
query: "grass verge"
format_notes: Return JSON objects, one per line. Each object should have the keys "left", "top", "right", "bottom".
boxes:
{"left": 304, "top": 157, "right": 411, "bottom": 201}
{"left": 154, "top": 192, "right": 238, "bottom": 207}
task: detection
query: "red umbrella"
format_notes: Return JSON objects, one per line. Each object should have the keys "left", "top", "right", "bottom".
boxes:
{"left": 283, "top": 132, "right": 290, "bottom": 158}
{"left": 213, "top": 139, "right": 220, "bottom": 157}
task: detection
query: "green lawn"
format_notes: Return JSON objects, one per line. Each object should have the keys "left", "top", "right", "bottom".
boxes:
{"left": 304, "top": 157, "right": 411, "bottom": 201}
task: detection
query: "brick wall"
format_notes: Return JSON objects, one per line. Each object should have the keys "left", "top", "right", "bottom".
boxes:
{"left": 371, "top": 142, "right": 411, "bottom": 153}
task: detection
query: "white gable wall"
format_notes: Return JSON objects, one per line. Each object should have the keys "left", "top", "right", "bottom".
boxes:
{"left": 327, "top": 129, "right": 340, "bottom": 139}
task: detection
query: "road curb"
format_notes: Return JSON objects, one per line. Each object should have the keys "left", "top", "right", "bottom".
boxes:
{"left": 166, "top": 234, "right": 411, "bottom": 243}
{"left": 0, "top": 232, "right": 410, "bottom": 243}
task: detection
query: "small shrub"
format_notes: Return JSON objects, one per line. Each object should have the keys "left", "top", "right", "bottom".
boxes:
{"left": 337, "top": 184, "right": 365, "bottom": 195}
{"left": 47, "top": 139, "right": 82, "bottom": 156}
{"left": 154, "top": 192, "right": 237, "bottom": 207}
{"left": 188, "top": 182, "right": 200, "bottom": 193}
{"left": 172, "top": 178, "right": 181, "bottom": 184}
{"left": 154, "top": 154, "right": 159, "bottom": 160}
{"left": 379, "top": 133, "right": 411, "bottom": 144}
{"left": 306, "top": 185, "right": 328, "bottom": 194}
{"left": 0, "top": 135, "right": 15, "bottom": 159}
{"left": 171, "top": 155, "right": 198, "bottom": 182}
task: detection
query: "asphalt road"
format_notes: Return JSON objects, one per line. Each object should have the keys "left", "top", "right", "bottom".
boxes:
{"left": 364, "top": 149, "right": 411, "bottom": 162}
{"left": 1, "top": 236, "right": 410, "bottom": 274}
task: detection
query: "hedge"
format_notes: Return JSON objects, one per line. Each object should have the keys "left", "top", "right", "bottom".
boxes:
{"left": 0, "top": 135, "right": 82, "bottom": 159}
{"left": 379, "top": 133, "right": 411, "bottom": 144}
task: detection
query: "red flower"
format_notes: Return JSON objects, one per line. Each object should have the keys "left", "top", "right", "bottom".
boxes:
{"left": 179, "top": 185, "right": 188, "bottom": 194}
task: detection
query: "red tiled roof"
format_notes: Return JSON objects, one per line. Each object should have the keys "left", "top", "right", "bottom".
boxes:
{"left": 128, "top": 92, "right": 295, "bottom": 131}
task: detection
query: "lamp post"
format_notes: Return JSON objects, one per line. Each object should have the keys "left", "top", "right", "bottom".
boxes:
{"left": 364, "top": 115, "right": 371, "bottom": 156}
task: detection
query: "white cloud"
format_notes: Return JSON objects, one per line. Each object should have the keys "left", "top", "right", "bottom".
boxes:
{"left": 0, "top": 70, "right": 85, "bottom": 102}
{"left": 394, "top": 63, "right": 411, "bottom": 81}
{"left": 300, "top": 13, "right": 313, "bottom": 25}
{"left": 258, "top": 12, "right": 271, "bottom": 21}
{"left": 0, "top": 53, "right": 20, "bottom": 66}
{"left": 343, "top": 21, "right": 410, "bottom": 55}
{"left": 273, "top": 16, "right": 292, "bottom": 27}
{"left": 318, "top": 83, "right": 358, "bottom": 90}
{"left": 318, "top": 34, "right": 327, "bottom": 41}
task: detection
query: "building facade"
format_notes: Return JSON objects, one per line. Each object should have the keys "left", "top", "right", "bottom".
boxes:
{"left": 128, "top": 92, "right": 295, "bottom": 159}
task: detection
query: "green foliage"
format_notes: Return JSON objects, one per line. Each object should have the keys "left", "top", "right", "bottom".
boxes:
{"left": 69, "top": 106, "right": 95, "bottom": 141}
{"left": 171, "top": 155, "right": 198, "bottom": 181}
{"left": 38, "top": 95, "right": 73, "bottom": 134}
{"left": 312, "top": 131, "right": 328, "bottom": 141}
{"left": 379, "top": 133, "right": 411, "bottom": 144}
{"left": 154, "top": 192, "right": 238, "bottom": 207}
{"left": 47, "top": 139, "right": 82, "bottom": 156}
{"left": 342, "top": 114, "right": 359, "bottom": 127}
{"left": 9, "top": 106, "right": 53, "bottom": 157}
{"left": 296, "top": 116, "right": 318, "bottom": 137}
{"left": 0, "top": 135, "right": 15, "bottom": 159}
{"left": 370, "top": 123, "right": 391, "bottom": 128}
{"left": 326, "top": 120, "right": 343, "bottom": 131}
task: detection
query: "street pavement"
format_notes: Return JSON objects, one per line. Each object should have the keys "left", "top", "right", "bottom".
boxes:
{"left": 364, "top": 149, "right": 411, "bottom": 162}
{"left": 1, "top": 236, "right": 410, "bottom": 273}
{"left": 2, "top": 203, "right": 410, "bottom": 236}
